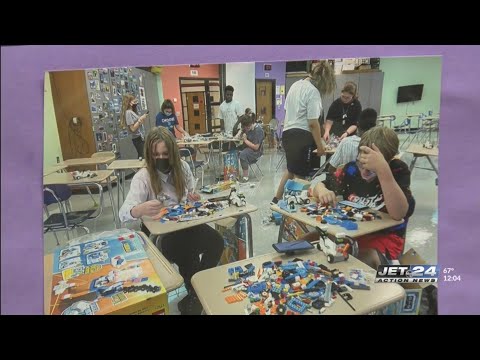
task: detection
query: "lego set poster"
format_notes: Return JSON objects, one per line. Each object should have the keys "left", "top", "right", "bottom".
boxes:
{"left": 223, "top": 150, "right": 239, "bottom": 181}
{"left": 49, "top": 231, "right": 166, "bottom": 315}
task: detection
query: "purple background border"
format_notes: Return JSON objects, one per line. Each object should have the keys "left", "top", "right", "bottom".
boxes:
{"left": 1, "top": 45, "right": 478, "bottom": 315}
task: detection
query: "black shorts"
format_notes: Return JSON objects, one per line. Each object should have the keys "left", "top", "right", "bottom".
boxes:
{"left": 282, "top": 128, "right": 315, "bottom": 177}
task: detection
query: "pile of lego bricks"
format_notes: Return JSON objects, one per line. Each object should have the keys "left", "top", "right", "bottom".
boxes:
{"left": 223, "top": 260, "right": 371, "bottom": 315}
{"left": 152, "top": 200, "right": 230, "bottom": 223}
{"left": 300, "top": 204, "right": 381, "bottom": 230}
{"left": 153, "top": 187, "right": 246, "bottom": 223}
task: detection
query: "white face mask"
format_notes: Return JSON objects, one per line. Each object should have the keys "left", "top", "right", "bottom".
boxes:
{"left": 164, "top": 111, "right": 172, "bottom": 116}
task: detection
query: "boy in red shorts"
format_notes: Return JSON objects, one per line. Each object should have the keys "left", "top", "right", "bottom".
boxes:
{"left": 301, "top": 126, "right": 415, "bottom": 269}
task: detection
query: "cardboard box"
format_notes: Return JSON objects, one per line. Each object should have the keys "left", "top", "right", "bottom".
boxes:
{"left": 216, "top": 217, "right": 247, "bottom": 265}
{"left": 48, "top": 231, "right": 168, "bottom": 315}
{"left": 379, "top": 248, "right": 437, "bottom": 315}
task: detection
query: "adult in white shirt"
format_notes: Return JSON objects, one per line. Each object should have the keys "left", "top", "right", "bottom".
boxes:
{"left": 119, "top": 127, "right": 224, "bottom": 315}
{"left": 219, "top": 85, "right": 243, "bottom": 134}
{"left": 272, "top": 61, "right": 336, "bottom": 203}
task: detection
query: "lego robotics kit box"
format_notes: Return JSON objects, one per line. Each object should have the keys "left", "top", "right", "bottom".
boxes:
{"left": 48, "top": 230, "right": 168, "bottom": 315}
{"left": 223, "top": 150, "right": 239, "bottom": 181}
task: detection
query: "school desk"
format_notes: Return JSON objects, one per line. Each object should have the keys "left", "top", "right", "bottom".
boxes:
{"left": 142, "top": 204, "right": 258, "bottom": 258}
{"left": 405, "top": 144, "right": 438, "bottom": 176}
{"left": 44, "top": 231, "right": 184, "bottom": 315}
{"left": 270, "top": 204, "right": 403, "bottom": 242}
{"left": 43, "top": 170, "right": 118, "bottom": 226}
{"left": 59, "top": 155, "right": 116, "bottom": 168}
{"left": 43, "top": 164, "right": 67, "bottom": 177}
{"left": 191, "top": 248, "right": 405, "bottom": 315}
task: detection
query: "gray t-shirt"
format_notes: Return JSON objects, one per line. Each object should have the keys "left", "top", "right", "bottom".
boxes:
{"left": 246, "top": 124, "right": 265, "bottom": 155}
{"left": 126, "top": 110, "right": 144, "bottom": 139}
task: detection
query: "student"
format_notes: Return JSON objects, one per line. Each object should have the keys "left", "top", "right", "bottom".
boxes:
{"left": 301, "top": 127, "right": 415, "bottom": 269}
{"left": 233, "top": 108, "right": 253, "bottom": 137}
{"left": 156, "top": 99, "right": 196, "bottom": 160}
{"left": 235, "top": 115, "right": 264, "bottom": 183}
{"left": 272, "top": 60, "right": 336, "bottom": 204}
{"left": 120, "top": 94, "right": 148, "bottom": 158}
{"left": 119, "top": 127, "right": 224, "bottom": 315}
{"left": 323, "top": 81, "right": 362, "bottom": 142}
{"left": 328, "top": 108, "right": 378, "bottom": 173}
{"left": 219, "top": 85, "right": 243, "bottom": 134}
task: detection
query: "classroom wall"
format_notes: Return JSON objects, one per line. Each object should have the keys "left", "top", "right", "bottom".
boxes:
{"left": 379, "top": 56, "right": 442, "bottom": 126}
{"left": 156, "top": 73, "right": 164, "bottom": 106}
{"left": 43, "top": 72, "right": 63, "bottom": 167}
{"left": 225, "top": 62, "right": 256, "bottom": 114}
{"left": 160, "top": 64, "right": 220, "bottom": 128}
{"left": 255, "top": 61, "right": 286, "bottom": 122}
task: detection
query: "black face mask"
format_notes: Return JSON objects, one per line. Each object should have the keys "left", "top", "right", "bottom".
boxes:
{"left": 155, "top": 158, "right": 171, "bottom": 174}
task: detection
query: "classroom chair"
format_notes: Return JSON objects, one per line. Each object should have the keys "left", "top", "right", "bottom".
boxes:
{"left": 43, "top": 184, "right": 104, "bottom": 245}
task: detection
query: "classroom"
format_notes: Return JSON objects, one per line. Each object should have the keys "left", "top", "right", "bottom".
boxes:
{"left": 43, "top": 55, "right": 440, "bottom": 315}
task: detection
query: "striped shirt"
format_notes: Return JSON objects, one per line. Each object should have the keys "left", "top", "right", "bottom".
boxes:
{"left": 329, "top": 135, "right": 360, "bottom": 168}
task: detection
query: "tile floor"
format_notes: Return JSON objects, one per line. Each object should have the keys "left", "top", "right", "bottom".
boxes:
{"left": 44, "top": 133, "right": 438, "bottom": 315}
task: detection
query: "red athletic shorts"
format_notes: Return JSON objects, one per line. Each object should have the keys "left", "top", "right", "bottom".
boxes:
{"left": 357, "top": 233, "right": 405, "bottom": 260}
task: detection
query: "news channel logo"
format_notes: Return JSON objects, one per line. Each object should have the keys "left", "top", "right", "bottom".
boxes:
{"left": 375, "top": 265, "right": 439, "bottom": 283}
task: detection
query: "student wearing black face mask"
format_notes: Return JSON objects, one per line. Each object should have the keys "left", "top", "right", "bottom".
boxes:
{"left": 120, "top": 94, "right": 148, "bottom": 158}
{"left": 119, "top": 127, "right": 224, "bottom": 315}
{"left": 156, "top": 99, "right": 196, "bottom": 161}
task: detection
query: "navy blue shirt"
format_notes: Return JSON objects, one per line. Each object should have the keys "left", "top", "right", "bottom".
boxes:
{"left": 156, "top": 112, "right": 179, "bottom": 136}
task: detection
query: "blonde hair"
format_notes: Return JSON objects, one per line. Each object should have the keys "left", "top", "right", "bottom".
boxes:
{"left": 120, "top": 94, "right": 136, "bottom": 130}
{"left": 309, "top": 60, "right": 336, "bottom": 96}
{"left": 359, "top": 127, "right": 399, "bottom": 162}
{"left": 342, "top": 81, "right": 358, "bottom": 99}
{"left": 145, "top": 127, "right": 186, "bottom": 199}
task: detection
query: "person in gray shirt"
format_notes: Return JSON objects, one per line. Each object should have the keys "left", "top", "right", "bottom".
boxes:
{"left": 235, "top": 115, "right": 264, "bottom": 183}
{"left": 120, "top": 94, "right": 148, "bottom": 158}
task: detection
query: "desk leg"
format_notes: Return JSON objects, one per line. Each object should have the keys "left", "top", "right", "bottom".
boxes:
{"left": 409, "top": 156, "right": 418, "bottom": 173}
{"left": 122, "top": 170, "right": 126, "bottom": 201}
{"left": 277, "top": 215, "right": 286, "bottom": 243}
{"left": 245, "top": 213, "right": 254, "bottom": 258}
{"left": 106, "top": 177, "right": 118, "bottom": 228}
{"left": 116, "top": 170, "right": 121, "bottom": 220}
{"left": 426, "top": 156, "right": 439, "bottom": 175}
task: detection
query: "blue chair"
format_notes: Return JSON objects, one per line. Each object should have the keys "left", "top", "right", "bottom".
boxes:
{"left": 43, "top": 184, "right": 104, "bottom": 245}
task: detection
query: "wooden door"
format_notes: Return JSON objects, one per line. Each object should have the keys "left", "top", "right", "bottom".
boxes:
{"left": 186, "top": 92, "right": 206, "bottom": 134}
{"left": 49, "top": 71, "right": 96, "bottom": 160}
{"left": 255, "top": 80, "right": 274, "bottom": 124}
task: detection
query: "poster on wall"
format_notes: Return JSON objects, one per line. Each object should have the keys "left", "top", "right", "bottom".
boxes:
{"left": 139, "top": 86, "right": 147, "bottom": 111}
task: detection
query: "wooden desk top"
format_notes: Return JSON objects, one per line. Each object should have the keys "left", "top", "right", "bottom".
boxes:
{"left": 191, "top": 248, "right": 405, "bottom": 315}
{"left": 405, "top": 144, "right": 439, "bottom": 157}
{"left": 270, "top": 204, "right": 403, "bottom": 238}
{"left": 211, "top": 137, "right": 242, "bottom": 143}
{"left": 44, "top": 231, "right": 184, "bottom": 314}
{"left": 60, "top": 155, "right": 116, "bottom": 167}
{"left": 108, "top": 159, "right": 146, "bottom": 170}
{"left": 43, "top": 170, "right": 115, "bottom": 186}
{"left": 143, "top": 203, "right": 258, "bottom": 235}
{"left": 43, "top": 164, "right": 67, "bottom": 177}
{"left": 313, "top": 148, "right": 336, "bottom": 154}
{"left": 177, "top": 139, "right": 214, "bottom": 146}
